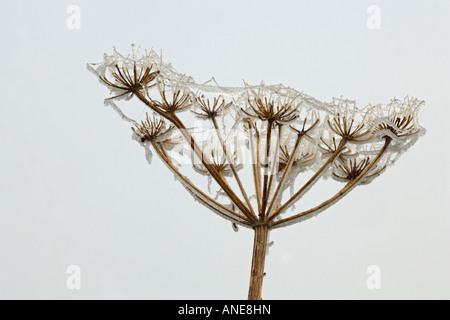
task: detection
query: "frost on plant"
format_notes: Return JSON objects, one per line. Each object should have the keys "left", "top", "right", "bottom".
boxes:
{"left": 88, "top": 45, "right": 425, "bottom": 299}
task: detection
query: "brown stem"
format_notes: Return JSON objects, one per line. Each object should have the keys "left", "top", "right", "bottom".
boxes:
{"left": 261, "top": 122, "right": 273, "bottom": 217}
{"left": 263, "top": 124, "right": 282, "bottom": 220}
{"left": 247, "top": 119, "right": 262, "bottom": 214}
{"left": 256, "top": 125, "right": 262, "bottom": 212}
{"left": 248, "top": 225, "right": 270, "bottom": 300}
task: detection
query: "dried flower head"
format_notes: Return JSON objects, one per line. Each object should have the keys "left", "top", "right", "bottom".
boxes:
{"left": 374, "top": 111, "right": 419, "bottom": 139}
{"left": 327, "top": 113, "right": 373, "bottom": 142}
{"left": 132, "top": 114, "right": 175, "bottom": 142}
{"left": 148, "top": 82, "right": 192, "bottom": 113}
{"left": 243, "top": 96, "right": 299, "bottom": 124}
{"left": 193, "top": 96, "right": 233, "bottom": 119}
{"left": 90, "top": 47, "right": 425, "bottom": 300}
{"left": 369, "top": 97, "right": 424, "bottom": 141}
{"left": 332, "top": 156, "right": 386, "bottom": 182}
{"left": 98, "top": 61, "right": 159, "bottom": 101}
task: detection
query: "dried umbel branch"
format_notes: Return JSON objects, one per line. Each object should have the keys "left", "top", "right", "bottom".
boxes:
{"left": 88, "top": 46, "right": 425, "bottom": 300}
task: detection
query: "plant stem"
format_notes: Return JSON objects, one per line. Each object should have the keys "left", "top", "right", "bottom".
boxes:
{"left": 263, "top": 124, "right": 282, "bottom": 219}
{"left": 248, "top": 225, "right": 270, "bottom": 300}
{"left": 247, "top": 119, "right": 262, "bottom": 214}
{"left": 261, "top": 122, "right": 273, "bottom": 217}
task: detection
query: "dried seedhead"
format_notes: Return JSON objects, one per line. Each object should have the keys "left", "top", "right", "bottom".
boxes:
{"left": 147, "top": 82, "right": 192, "bottom": 113}
{"left": 373, "top": 113, "right": 419, "bottom": 138}
{"left": 132, "top": 114, "right": 175, "bottom": 142}
{"left": 368, "top": 97, "right": 423, "bottom": 140}
{"left": 327, "top": 113, "right": 372, "bottom": 142}
{"left": 91, "top": 47, "right": 426, "bottom": 300}
{"left": 193, "top": 96, "right": 233, "bottom": 119}
{"left": 100, "top": 62, "right": 159, "bottom": 100}
{"left": 333, "top": 156, "right": 385, "bottom": 182}
{"left": 243, "top": 97, "right": 299, "bottom": 124}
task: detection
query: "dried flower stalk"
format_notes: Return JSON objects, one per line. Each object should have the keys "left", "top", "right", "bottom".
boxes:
{"left": 88, "top": 46, "right": 425, "bottom": 300}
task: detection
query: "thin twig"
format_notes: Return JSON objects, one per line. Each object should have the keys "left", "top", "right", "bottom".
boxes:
{"left": 263, "top": 124, "right": 282, "bottom": 220}
{"left": 247, "top": 119, "right": 262, "bottom": 215}
{"left": 260, "top": 121, "right": 273, "bottom": 217}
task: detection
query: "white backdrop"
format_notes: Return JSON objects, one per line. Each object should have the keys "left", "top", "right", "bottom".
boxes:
{"left": 0, "top": 0, "right": 449, "bottom": 299}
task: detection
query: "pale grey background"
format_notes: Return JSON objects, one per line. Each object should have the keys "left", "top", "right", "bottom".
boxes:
{"left": 0, "top": 0, "right": 449, "bottom": 299}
